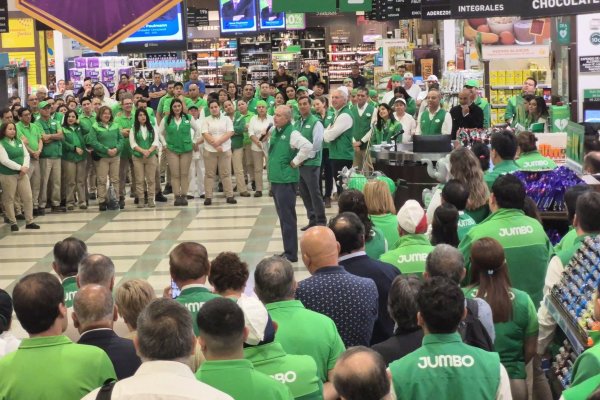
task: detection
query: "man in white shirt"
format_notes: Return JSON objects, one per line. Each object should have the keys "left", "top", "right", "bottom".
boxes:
{"left": 324, "top": 89, "right": 354, "bottom": 195}
{"left": 83, "top": 298, "right": 233, "bottom": 400}
{"left": 201, "top": 99, "right": 236, "bottom": 205}
{"left": 403, "top": 72, "right": 421, "bottom": 101}
{"left": 417, "top": 75, "right": 440, "bottom": 115}
{"left": 416, "top": 89, "right": 452, "bottom": 136}
{"left": 381, "top": 75, "right": 404, "bottom": 106}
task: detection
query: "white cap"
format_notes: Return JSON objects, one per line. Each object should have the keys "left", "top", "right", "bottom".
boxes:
{"left": 337, "top": 86, "right": 349, "bottom": 97}
{"left": 403, "top": 72, "right": 414, "bottom": 79}
{"left": 393, "top": 97, "right": 407, "bottom": 105}
{"left": 236, "top": 294, "right": 275, "bottom": 346}
{"left": 397, "top": 200, "right": 428, "bottom": 234}
{"left": 427, "top": 75, "right": 439, "bottom": 82}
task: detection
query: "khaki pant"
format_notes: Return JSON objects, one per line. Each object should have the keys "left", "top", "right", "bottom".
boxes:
{"left": 39, "top": 158, "right": 61, "bottom": 208}
{"left": 133, "top": 155, "right": 157, "bottom": 202}
{"left": 95, "top": 157, "right": 120, "bottom": 204}
{"left": 159, "top": 148, "right": 170, "bottom": 185}
{"left": 87, "top": 152, "right": 96, "bottom": 193}
{"left": 28, "top": 158, "right": 41, "bottom": 208}
{"left": 119, "top": 157, "right": 134, "bottom": 198}
{"left": 62, "top": 159, "right": 87, "bottom": 207}
{"left": 251, "top": 150, "right": 266, "bottom": 191}
{"left": 0, "top": 173, "right": 33, "bottom": 224}
{"left": 204, "top": 149, "right": 233, "bottom": 198}
{"left": 166, "top": 150, "right": 193, "bottom": 197}
{"left": 353, "top": 148, "right": 366, "bottom": 171}
{"left": 243, "top": 144, "right": 254, "bottom": 182}
{"left": 232, "top": 148, "right": 248, "bottom": 193}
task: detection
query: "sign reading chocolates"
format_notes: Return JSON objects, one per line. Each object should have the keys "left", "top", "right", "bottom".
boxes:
{"left": 451, "top": 0, "right": 514, "bottom": 18}
{"left": 521, "top": 0, "right": 600, "bottom": 18}
{"left": 420, "top": 0, "right": 451, "bottom": 19}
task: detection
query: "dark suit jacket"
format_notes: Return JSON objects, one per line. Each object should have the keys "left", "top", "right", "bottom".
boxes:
{"left": 78, "top": 329, "right": 141, "bottom": 380}
{"left": 450, "top": 103, "right": 484, "bottom": 139}
{"left": 339, "top": 253, "right": 400, "bottom": 345}
{"left": 221, "top": 0, "right": 255, "bottom": 20}
{"left": 371, "top": 329, "right": 424, "bottom": 365}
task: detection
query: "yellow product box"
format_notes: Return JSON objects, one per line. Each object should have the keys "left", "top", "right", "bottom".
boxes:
{"left": 490, "top": 90, "right": 497, "bottom": 104}
{"left": 491, "top": 109, "right": 498, "bottom": 124}
{"left": 490, "top": 71, "right": 498, "bottom": 86}
{"left": 505, "top": 70, "right": 514, "bottom": 86}
{"left": 513, "top": 70, "right": 523, "bottom": 86}
{"left": 496, "top": 70, "right": 506, "bottom": 86}
{"left": 523, "top": 70, "right": 531, "bottom": 80}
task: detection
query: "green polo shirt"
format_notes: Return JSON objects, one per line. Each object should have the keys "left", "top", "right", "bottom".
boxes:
{"left": 186, "top": 97, "right": 208, "bottom": 114}
{"left": 0, "top": 335, "right": 116, "bottom": 400}
{"left": 554, "top": 226, "right": 577, "bottom": 254}
{"left": 244, "top": 342, "right": 323, "bottom": 400}
{"left": 515, "top": 150, "right": 557, "bottom": 172}
{"left": 379, "top": 234, "right": 434, "bottom": 276}
{"left": 16, "top": 121, "right": 43, "bottom": 152}
{"left": 484, "top": 160, "right": 519, "bottom": 190}
{"left": 266, "top": 300, "right": 345, "bottom": 382}
{"left": 196, "top": 359, "right": 294, "bottom": 400}
{"left": 62, "top": 276, "right": 78, "bottom": 308}
{"left": 35, "top": 117, "right": 63, "bottom": 159}
{"left": 563, "top": 374, "right": 600, "bottom": 400}
{"left": 569, "top": 341, "right": 600, "bottom": 387}
{"left": 370, "top": 213, "right": 401, "bottom": 250}
{"left": 459, "top": 208, "right": 554, "bottom": 309}
{"left": 557, "top": 233, "right": 597, "bottom": 268}
{"left": 174, "top": 285, "right": 220, "bottom": 335}
{"left": 78, "top": 113, "right": 96, "bottom": 136}
{"left": 457, "top": 211, "right": 477, "bottom": 241}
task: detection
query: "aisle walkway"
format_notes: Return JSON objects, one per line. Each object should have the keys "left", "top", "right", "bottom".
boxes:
{"left": 0, "top": 195, "right": 336, "bottom": 296}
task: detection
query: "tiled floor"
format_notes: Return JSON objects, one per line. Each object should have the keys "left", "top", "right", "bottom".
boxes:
{"left": 0, "top": 192, "right": 338, "bottom": 299}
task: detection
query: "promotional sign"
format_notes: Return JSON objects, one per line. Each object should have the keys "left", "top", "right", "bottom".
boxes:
{"left": 482, "top": 44, "right": 550, "bottom": 59}
{"left": 1, "top": 17, "right": 35, "bottom": 48}
{"left": 549, "top": 105, "right": 570, "bottom": 133}
{"left": 421, "top": 0, "right": 452, "bottom": 20}
{"left": 197, "top": 8, "right": 209, "bottom": 26}
{"left": 580, "top": 56, "right": 600, "bottom": 73}
{"left": 521, "top": 0, "right": 600, "bottom": 18}
{"left": 16, "top": 0, "right": 182, "bottom": 53}
{"left": 451, "top": 0, "right": 513, "bottom": 18}
{"left": 557, "top": 21, "right": 570, "bottom": 45}
{"left": 565, "top": 121, "right": 585, "bottom": 173}
{"left": 219, "top": 0, "right": 258, "bottom": 34}
{"left": 259, "top": 0, "right": 285, "bottom": 29}
{"left": 285, "top": 13, "right": 305, "bottom": 30}
{"left": 272, "top": 0, "right": 336, "bottom": 12}
{"left": 0, "top": 0, "right": 8, "bottom": 33}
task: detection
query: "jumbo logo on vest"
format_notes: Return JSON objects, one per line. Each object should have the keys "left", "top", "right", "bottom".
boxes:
{"left": 272, "top": 371, "right": 297, "bottom": 383}
{"left": 523, "top": 160, "right": 549, "bottom": 168}
{"left": 498, "top": 226, "right": 533, "bottom": 237}
{"left": 417, "top": 355, "right": 475, "bottom": 369}
{"left": 65, "top": 290, "right": 77, "bottom": 303}
{"left": 397, "top": 253, "right": 428, "bottom": 264}
{"left": 185, "top": 302, "right": 206, "bottom": 313}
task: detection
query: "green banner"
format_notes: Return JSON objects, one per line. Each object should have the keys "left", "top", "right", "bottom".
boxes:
{"left": 584, "top": 89, "right": 600, "bottom": 100}
{"left": 272, "top": 0, "right": 336, "bottom": 12}
{"left": 338, "top": 0, "right": 372, "bottom": 11}
{"left": 565, "top": 121, "right": 585, "bottom": 171}
{"left": 549, "top": 105, "right": 570, "bottom": 133}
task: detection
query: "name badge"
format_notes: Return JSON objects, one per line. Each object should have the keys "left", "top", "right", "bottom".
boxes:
{"left": 435, "top": 119, "right": 440, "bottom": 123}
{"left": 281, "top": 135, "right": 286, "bottom": 139}
{"left": 184, "top": 120, "right": 190, "bottom": 124}
{"left": 366, "top": 113, "right": 372, "bottom": 117}
{"left": 305, "top": 125, "right": 311, "bottom": 128}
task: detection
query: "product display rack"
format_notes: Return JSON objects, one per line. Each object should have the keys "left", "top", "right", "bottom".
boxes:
{"left": 188, "top": 38, "right": 239, "bottom": 88}
{"left": 300, "top": 28, "right": 327, "bottom": 65}
{"left": 440, "top": 70, "right": 484, "bottom": 111}
{"left": 238, "top": 34, "right": 273, "bottom": 86}
{"left": 327, "top": 44, "right": 377, "bottom": 83}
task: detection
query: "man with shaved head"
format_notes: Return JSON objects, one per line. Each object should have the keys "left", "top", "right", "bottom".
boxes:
{"left": 449, "top": 88, "right": 484, "bottom": 139}
{"left": 296, "top": 226, "right": 378, "bottom": 347}
{"left": 73, "top": 284, "right": 141, "bottom": 379}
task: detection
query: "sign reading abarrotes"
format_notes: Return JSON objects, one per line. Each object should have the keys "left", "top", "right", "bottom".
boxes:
{"left": 16, "top": 0, "right": 182, "bottom": 53}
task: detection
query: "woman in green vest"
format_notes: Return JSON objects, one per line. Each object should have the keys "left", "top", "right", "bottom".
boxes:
{"left": 515, "top": 131, "right": 556, "bottom": 172}
{"left": 158, "top": 99, "right": 199, "bottom": 206}
{"left": 466, "top": 237, "right": 538, "bottom": 400}
{"left": 269, "top": 92, "right": 286, "bottom": 116}
{"left": 227, "top": 99, "right": 252, "bottom": 197}
{"left": 61, "top": 110, "right": 87, "bottom": 210}
{"left": 86, "top": 106, "right": 123, "bottom": 211}
{"left": 388, "top": 87, "right": 417, "bottom": 117}
{"left": 130, "top": 108, "right": 159, "bottom": 209}
{"left": 313, "top": 96, "right": 334, "bottom": 208}
{"left": 364, "top": 180, "right": 400, "bottom": 248}
{"left": 371, "top": 103, "right": 401, "bottom": 145}
{"left": 0, "top": 122, "right": 39, "bottom": 231}
{"left": 526, "top": 96, "right": 549, "bottom": 133}
{"left": 449, "top": 148, "right": 490, "bottom": 223}
{"left": 339, "top": 189, "right": 388, "bottom": 259}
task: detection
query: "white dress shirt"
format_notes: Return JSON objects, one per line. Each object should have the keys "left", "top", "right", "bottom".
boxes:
{"left": 381, "top": 90, "right": 395, "bottom": 105}
{"left": 405, "top": 83, "right": 421, "bottom": 101}
{"left": 297, "top": 115, "right": 324, "bottom": 160}
{"left": 324, "top": 107, "right": 353, "bottom": 143}
{"left": 416, "top": 106, "right": 452, "bottom": 136}
{"left": 82, "top": 360, "right": 233, "bottom": 400}
{"left": 0, "top": 332, "right": 21, "bottom": 358}
{"left": 200, "top": 115, "right": 234, "bottom": 152}
{"left": 248, "top": 114, "right": 274, "bottom": 152}
{"left": 0, "top": 138, "right": 30, "bottom": 170}
{"left": 395, "top": 112, "right": 417, "bottom": 143}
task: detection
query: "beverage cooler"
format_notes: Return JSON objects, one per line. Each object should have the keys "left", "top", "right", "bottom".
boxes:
{"left": 0, "top": 65, "right": 28, "bottom": 105}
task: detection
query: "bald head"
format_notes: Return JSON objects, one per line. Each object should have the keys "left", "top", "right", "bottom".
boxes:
{"left": 458, "top": 89, "right": 473, "bottom": 106}
{"left": 300, "top": 226, "right": 340, "bottom": 273}
{"left": 333, "top": 346, "right": 390, "bottom": 400}
{"left": 73, "top": 284, "right": 115, "bottom": 332}
{"left": 77, "top": 254, "right": 115, "bottom": 289}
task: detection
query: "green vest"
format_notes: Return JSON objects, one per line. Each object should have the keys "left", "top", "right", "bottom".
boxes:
{"left": 174, "top": 285, "right": 220, "bottom": 335}
{"left": 114, "top": 113, "right": 135, "bottom": 159}
{"left": 372, "top": 119, "right": 401, "bottom": 145}
{"left": 62, "top": 276, "right": 78, "bottom": 308}
{"left": 459, "top": 208, "right": 554, "bottom": 308}
{"left": 244, "top": 342, "right": 323, "bottom": 400}
{"left": 78, "top": 113, "right": 96, "bottom": 137}
{"left": 379, "top": 234, "right": 434, "bottom": 276}
{"left": 328, "top": 105, "right": 354, "bottom": 161}
{"left": 554, "top": 226, "right": 577, "bottom": 254}
{"left": 515, "top": 150, "right": 557, "bottom": 172}
{"left": 350, "top": 102, "right": 375, "bottom": 145}
{"left": 36, "top": 118, "right": 62, "bottom": 158}
{"left": 484, "top": 160, "right": 519, "bottom": 190}
{"left": 474, "top": 97, "right": 491, "bottom": 129}
{"left": 16, "top": 121, "right": 43, "bottom": 152}
{"left": 563, "top": 374, "right": 600, "bottom": 400}
{"left": 505, "top": 94, "right": 529, "bottom": 128}
{"left": 268, "top": 123, "right": 300, "bottom": 184}
{"left": 196, "top": 359, "right": 294, "bottom": 400}
{"left": 165, "top": 115, "right": 193, "bottom": 154}
{"left": 457, "top": 212, "right": 477, "bottom": 241}
{"left": 61, "top": 125, "right": 87, "bottom": 163}
{"left": 419, "top": 108, "right": 447, "bottom": 135}
{"left": 85, "top": 122, "right": 123, "bottom": 158}
{"left": 464, "top": 287, "right": 538, "bottom": 379}
{"left": 390, "top": 333, "right": 500, "bottom": 400}
{"left": 231, "top": 112, "right": 247, "bottom": 150}
{"left": 295, "top": 114, "right": 322, "bottom": 167}
{"left": 0, "top": 137, "right": 25, "bottom": 175}
{"left": 132, "top": 127, "right": 158, "bottom": 158}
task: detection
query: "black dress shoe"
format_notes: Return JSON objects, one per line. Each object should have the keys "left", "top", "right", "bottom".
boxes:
{"left": 16, "top": 214, "right": 25, "bottom": 220}
{"left": 251, "top": 181, "right": 256, "bottom": 191}
{"left": 186, "top": 195, "right": 194, "bottom": 199}
{"left": 51, "top": 206, "right": 67, "bottom": 213}
{"left": 254, "top": 191, "right": 262, "bottom": 197}
{"left": 155, "top": 192, "right": 168, "bottom": 202}
{"left": 181, "top": 197, "right": 189, "bottom": 206}
{"left": 99, "top": 203, "right": 107, "bottom": 211}
{"left": 300, "top": 224, "right": 315, "bottom": 231}
{"left": 163, "top": 184, "right": 172, "bottom": 195}
{"left": 200, "top": 194, "right": 205, "bottom": 199}
{"left": 25, "top": 223, "right": 40, "bottom": 229}
{"left": 226, "top": 197, "right": 237, "bottom": 204}
{"left": 36, "top": 207, "right": 46, "bottom": 216}
{"left": 269, "top": 190, "right": 274, "bottom": 197}
{"left": 204, "top": 198, "right": 212, "bottom": 206}
{"left": 134, "top": 198, "right": 139, "bottom": 205}
{"left": 33, "top": 208, "right": 40, "bottom": 216}
{"left": 11, "top": 224, "right": 18, "bottom": 232}
{"left": 89, "top": 193, "right": 97, "bottom": 200}
{"left": 174, "top": 196, "right": 182, "bottom": 206}
{"left": 119, "top": 196, "right": 125, "bottom": 210}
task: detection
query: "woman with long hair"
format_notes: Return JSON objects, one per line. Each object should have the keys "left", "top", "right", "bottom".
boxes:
{"left": 158, "top": 99, "right": 200, "bottom": 206}
{"left": 338, "top": 189, "right": 388, "bottom": 259}
{"left": 430, "top": 203, "right": 459, "bottom": 247}
{"left": 389, "top": 86, "right": 417, "bottom": 116}
{"left": 130, "top": 108, "right": 159, "bottom": 208}
{"left": 313, "top": 96, "right": 334, "bottom": 207}
{"left": 369, "top": 104, "right": 399, "bottom": 145}
{"left": 86, "top": 105, "right": 123, "bottom": 211}
{"left": 527, "top": 96, "right": 549, "bottom": 133}
{"left": 467, "top": 237, "right": 538, "bottom": 400}
{"left": 61, "top": 110, "right": 87, "bottom": 210}
{"left": 364, "top": 180, "right": 399, "bottom": 248}
{"left": 227, "top": 82, "right": 239, "bottom": 102}
{"left": 449, "top": 147, "right": 490, "bottom": 223}
{"left": 0, "top": 122, "right": 39, "bottom": 231}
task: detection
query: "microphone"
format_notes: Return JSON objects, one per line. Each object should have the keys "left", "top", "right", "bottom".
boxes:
{"left": 389, "top": 128, "right": 404, "bottom": 142}
{"left": 260, "top": 123, "right": 273, "bottom": 141}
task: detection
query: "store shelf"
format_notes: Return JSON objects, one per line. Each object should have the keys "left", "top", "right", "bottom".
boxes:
{"left": 491, "top": 104, "right": 507, "bottom": 108}
{"left": 328, "top": 60, "right": 366, "bottom": 64}
{"left": 241, "top": 52, "right": 271, "bottom": 55}
{"left": 546, "top": 295, "right": 587, "bottom": 355}
{"left": 540, "top": 211, "right": 568, "bottom": 221}
{"left": 302, "top": 47, "right": 325, "bottom": 50}
{"left": 491, "top": 85, "right": 551, "bottom": 90}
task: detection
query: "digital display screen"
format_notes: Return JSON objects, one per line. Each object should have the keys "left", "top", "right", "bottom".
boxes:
{"left": 584, "top": 109, "right": 600, "bottom": 123}
{"left": 259, "top": 0, "right": 285, "bottom": 30}
{"left": 220, "top": 0, "right": 258, "bottom": 35}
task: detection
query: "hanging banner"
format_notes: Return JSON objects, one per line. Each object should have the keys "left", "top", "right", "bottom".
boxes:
{"left": 421, "top": 0, "right": 452, "bottom": 19}
{"left": 451, "top": 0, "right": 514, "bottom": 18}
{"left": 272, "top": 0, "right": 336, "bottom": 12}
{"left": 16, "top": 0, "right": 183, "bottom": 53}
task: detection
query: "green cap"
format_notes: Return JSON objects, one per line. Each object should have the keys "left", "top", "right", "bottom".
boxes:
{"left": 369, "top": 89, "right": 377, "bottom": 96}
{"left": 39, "top": 100, "right": 51, "bottom": 109}
{"left": 391, "top": 75, "right": 403, "bottom": 82}
{"left": 296, "top": 86, "right": 308, "bottom": 92}
{"left": 351, "top": 89, "right": 359, "bottom": 95}
{"left": 256, "top": 100, "right": 268, "bottom": 108}
{"left": 297, "top": 76, "right": 308, "bottom": 82}
{"left": 465, "top": 79, "right": 479, "bottom": 88}
{"left": 343, "top": 77, "right": 353, "bottom": 84}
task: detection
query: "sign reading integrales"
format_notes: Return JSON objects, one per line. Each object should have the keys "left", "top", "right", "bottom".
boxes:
{"left": 421, "top": 0, "right": 451, "bottom": 19}
{"left": 451, "top": 0, "right": 514, "bottom": 18}
{"left": 521, "top": 0, "right": 600, "bottom": 17}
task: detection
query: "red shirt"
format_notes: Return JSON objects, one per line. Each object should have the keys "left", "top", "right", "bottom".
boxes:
{"left": 117, "top": 83, "right": 135, "bottom": 94}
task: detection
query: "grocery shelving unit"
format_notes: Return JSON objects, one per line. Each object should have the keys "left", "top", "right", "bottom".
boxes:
{"left": 187, "top": 38, "right": 238, "bottom": 88}
{"left": 300, "top": 28, "right": 327, "bottom": 67}
{"left": 327, "top": 44, "right": 377, "bottom": 84}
